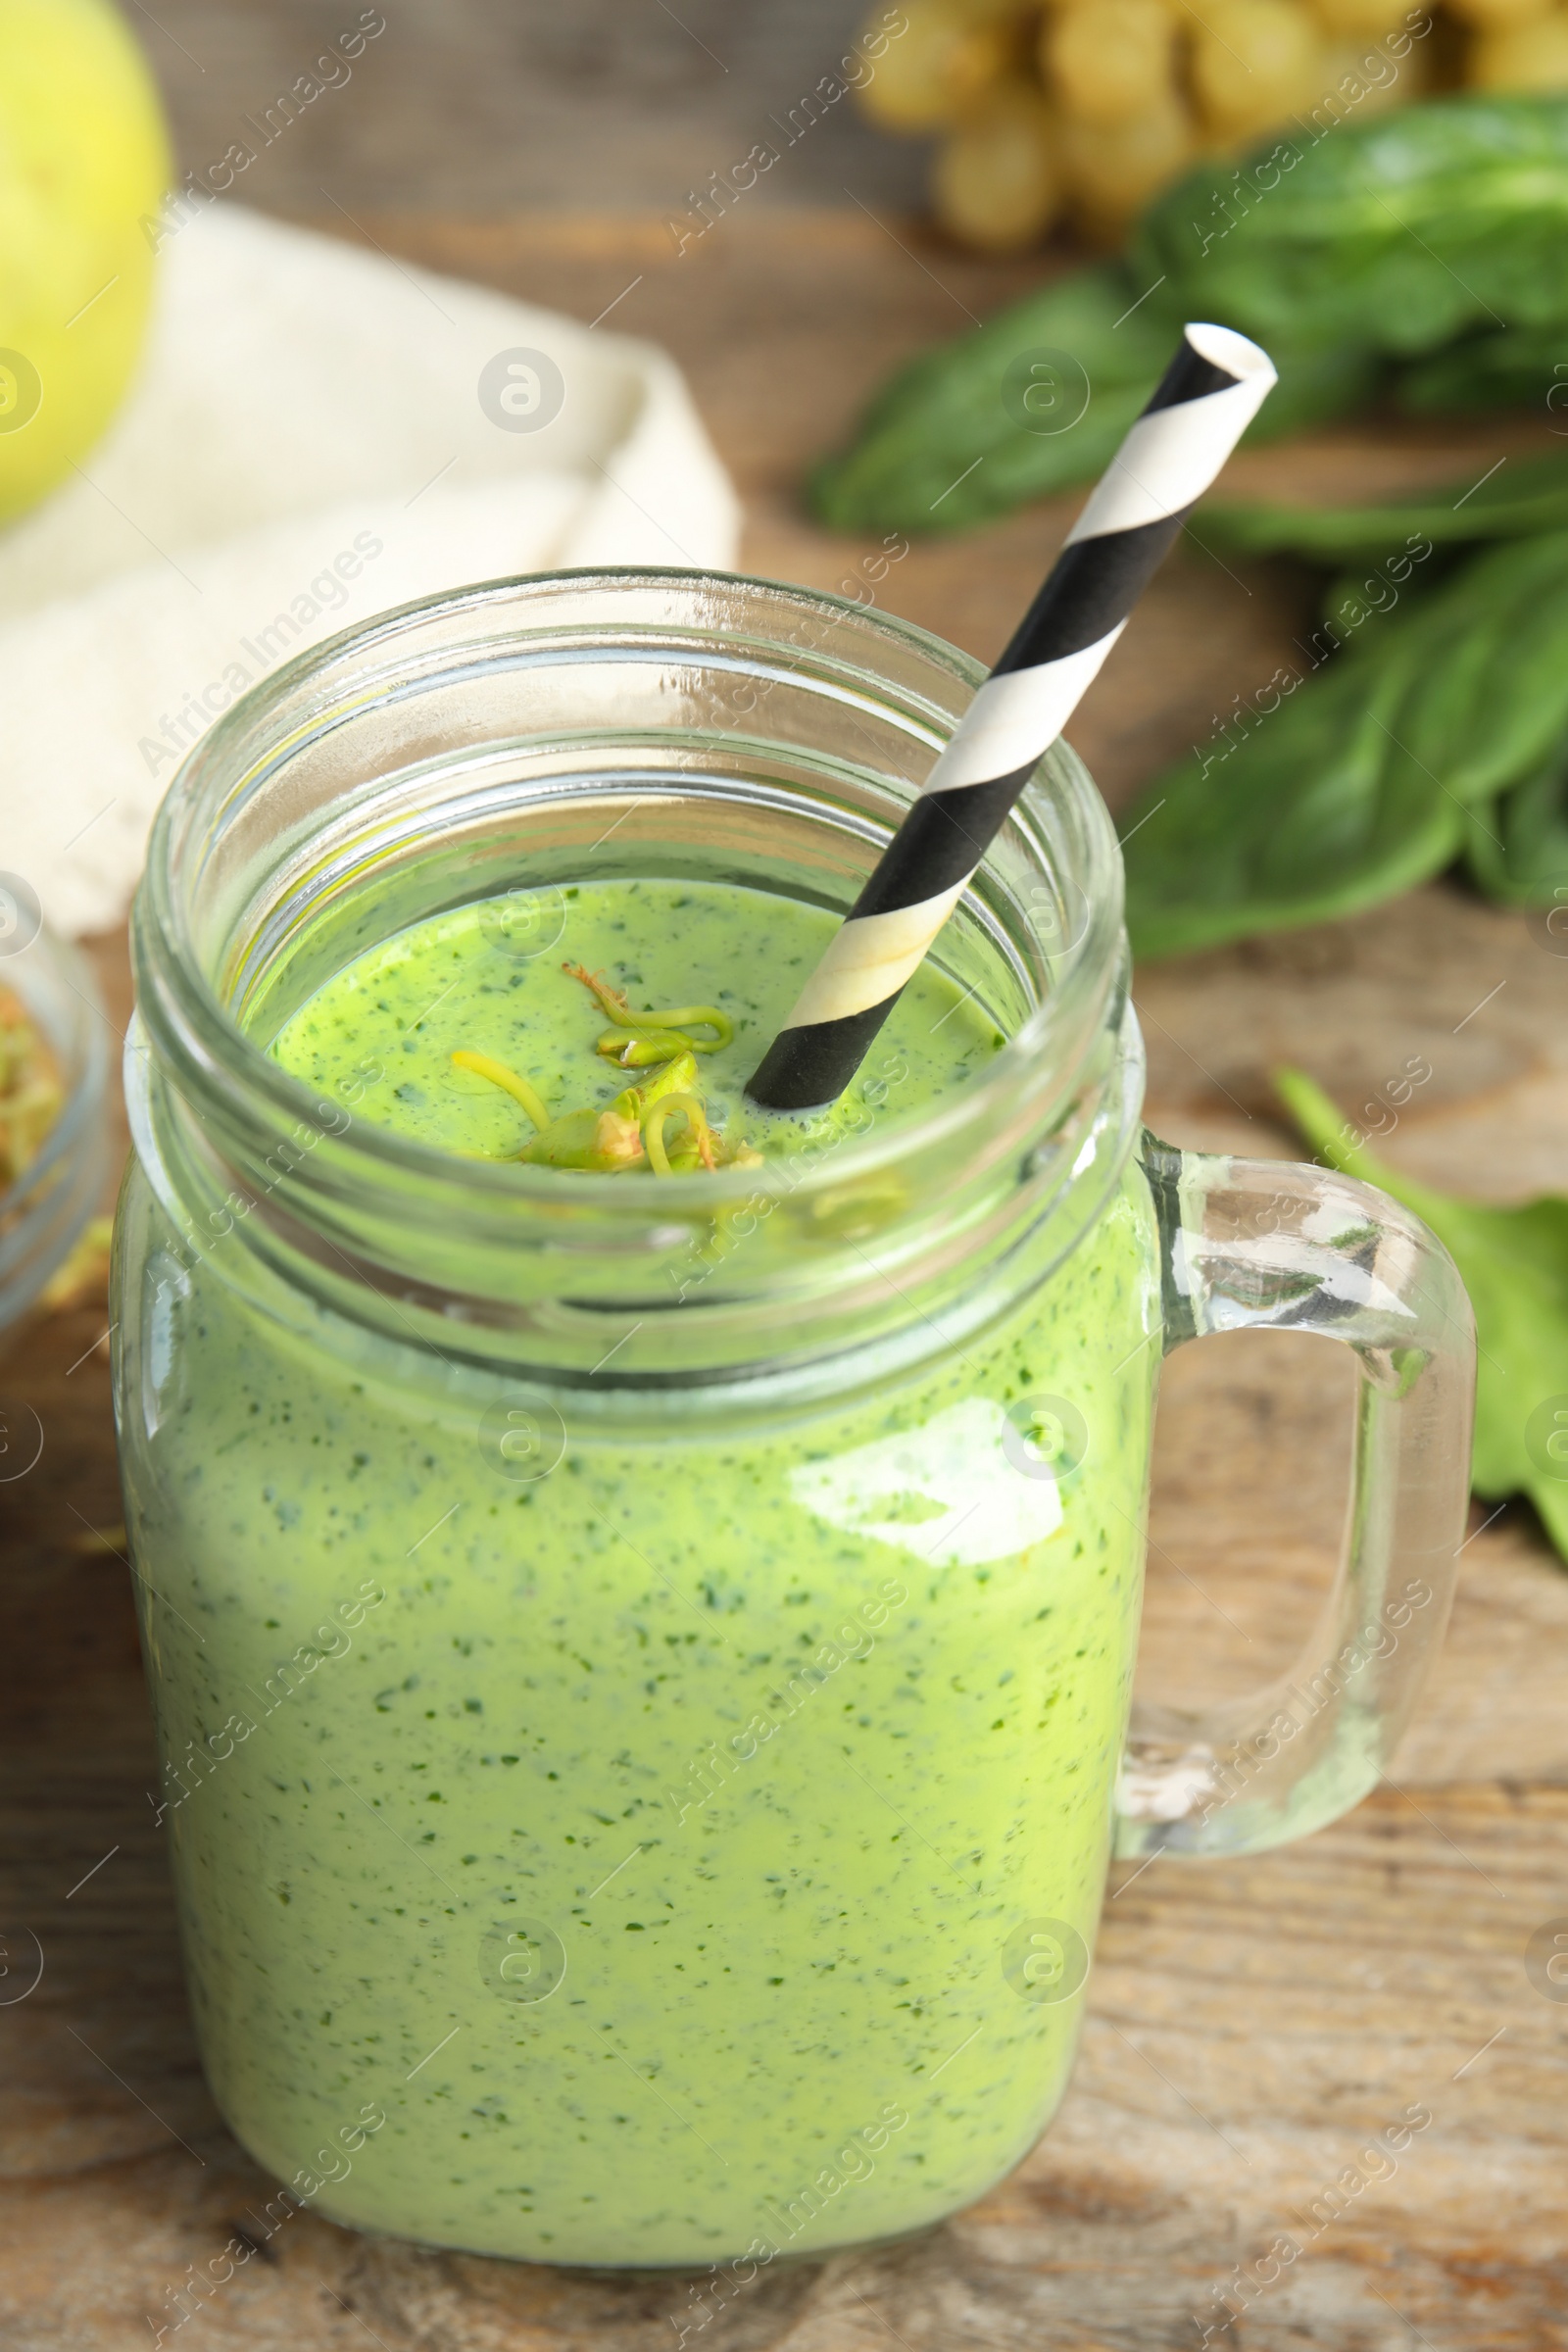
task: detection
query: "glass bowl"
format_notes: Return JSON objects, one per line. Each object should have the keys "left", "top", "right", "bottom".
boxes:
{"left": 0, "top": 895, "right": 112, "bottom": 1340}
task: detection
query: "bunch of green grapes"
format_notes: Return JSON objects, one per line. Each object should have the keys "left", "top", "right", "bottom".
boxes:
{"left": 857, "top": 0, "right": 1568, "bottom": 247}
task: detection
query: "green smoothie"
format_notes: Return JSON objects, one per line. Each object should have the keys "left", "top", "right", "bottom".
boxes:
{"left": 267, "top": 876, "right": 1007, "bottom": 1168}
{"left": 120, "top": 875, "right": 1157, "bottom": 2268}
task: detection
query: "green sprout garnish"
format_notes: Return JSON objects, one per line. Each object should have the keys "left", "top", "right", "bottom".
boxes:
{"left": 451, "top": 1049, "right": 551, "bottom": 1134}
{"left": 613, "top": 1049, "right": 701, "bottom": 1119}
{"left": 643, "top": 1091, "right": 713, "bottom": 1176}
{"left": 514, "top": 1104, "right": 644, "bottom": 1172}
{"left": 592, "top": 1029, "right": 688, "bottom": 1067}
{"left": 451, "top": 983, "right": 758, "bottom": 1179}
{"left": 563, "top": 961, "right": 734, "bottom": 1066}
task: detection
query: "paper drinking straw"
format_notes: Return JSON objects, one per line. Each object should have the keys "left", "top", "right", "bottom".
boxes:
{"left": 746, "top": 322, "right": 1277, "bottom": 1111}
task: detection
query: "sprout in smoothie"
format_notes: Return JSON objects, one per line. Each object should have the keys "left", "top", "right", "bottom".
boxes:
{"left": 451, "top": 1039, "right": 756, "bottom": 1176}
{"left": 613, "top": 1050, "right": 700, "bottom": 1118}
{"left": 452, "top": 963, "right": 759, "bottom": 1178}
{"left": 618, "top": 1056, "right": 761, "bottom": 1176}
{"left": 451, "top": 1049, "right": 551, "bottom": 1135}
{"left": 516, "top": 1104, "right": 645, "bottom": 1172}
{"left": 643, "top": 1092, "right": 714, "bottom": 1176}
{"left": 563, "top": 961, "right": 734, "bottom": 1067}
{"left": 594, "top": 1029, "right": 689, "bottom": 1068}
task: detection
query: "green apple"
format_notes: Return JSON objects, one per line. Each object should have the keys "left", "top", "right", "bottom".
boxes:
{"left": 0, "top": 0, "right": 171, "bottom": 522}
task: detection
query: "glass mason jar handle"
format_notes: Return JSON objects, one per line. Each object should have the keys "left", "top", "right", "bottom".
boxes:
{"left": 1116, "top": 1132, "right": 1476, "bottom": 1859}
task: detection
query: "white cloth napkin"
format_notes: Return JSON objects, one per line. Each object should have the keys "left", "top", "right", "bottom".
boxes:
{"left": 0, "top": 206, "right": 740, "bottom": 939}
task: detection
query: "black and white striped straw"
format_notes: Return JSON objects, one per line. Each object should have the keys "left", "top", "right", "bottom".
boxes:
{"left": 747, "top": 322, "right": 1277, "bottom": 1111}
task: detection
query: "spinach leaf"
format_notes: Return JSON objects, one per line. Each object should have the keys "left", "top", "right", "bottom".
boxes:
{"left": 1130, "top": 95, "right": 1568, "bottom": 363}
{"left": 1397, "top": 322, "right": 1568, "bottom": 416}
{"left": 1343, "top": 535, "right": 1568, "bottom": 808}
{"left": 1464, "top": 750, "right": 1568, "bottom": 905}
{"left": 1122, "top": 532, "right": 1568, "bottom": 955}
{"left": 807, "top": 264, "right": 1168, "bottom": 536}
{"left": 809, "top": 93, "right": 1568, "bottom": 538}
{"left": 1200, "top": 452, "right": 1568, "bottom": 564}
{"left": 1122, "top": 644, "right": 1461, "bottom": 958}
{"left": 1276, "top": 1066, "right": 1568, "bottom": 1563}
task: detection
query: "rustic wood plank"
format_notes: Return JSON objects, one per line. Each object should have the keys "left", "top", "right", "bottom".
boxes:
{"left": 1, "top": 213, "right": 1565, "bottom": 2352}
{"left": 133, "top": 1, "right": 931, "bottom": 217}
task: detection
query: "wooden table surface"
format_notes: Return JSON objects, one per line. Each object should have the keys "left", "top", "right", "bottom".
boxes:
{"left": 4, "top": 213, "right": 1566, "bottom": 2352}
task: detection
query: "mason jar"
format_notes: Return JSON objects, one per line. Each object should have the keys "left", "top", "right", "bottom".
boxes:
{"left": 114, "top": 570, "right": 1473, "bottom": 2270}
